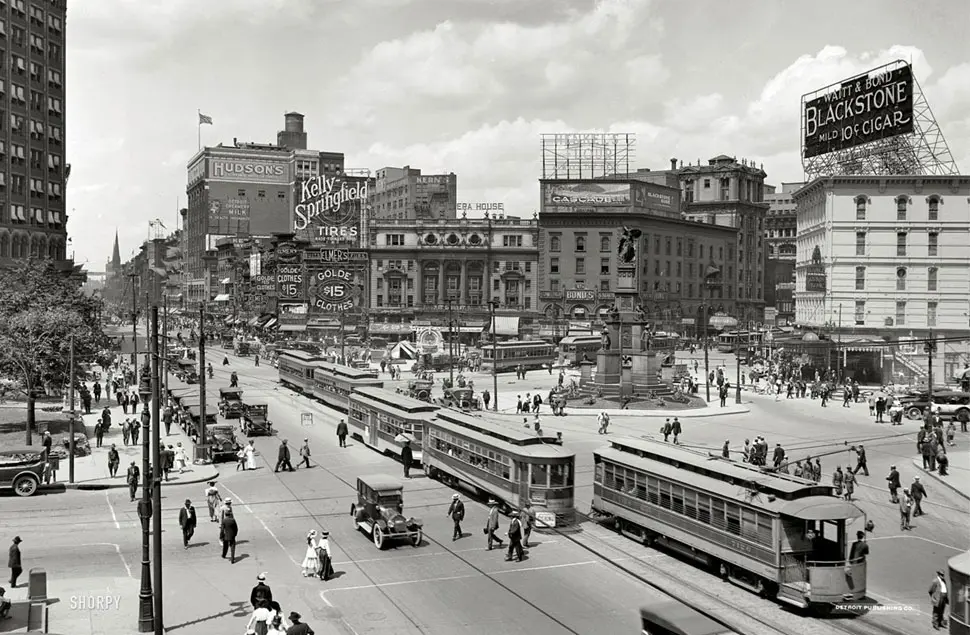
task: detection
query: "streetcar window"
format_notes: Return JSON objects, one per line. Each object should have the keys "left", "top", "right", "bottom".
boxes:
{"left": 757, "top": 515, "right": 773, "bottom": 546}
{"left": 670, "top": 485, "right": 684, "bottom": 514}
{"left": 634, "top": 473, "right": 646, "bottom": 500}
{"left": 549, "top": 464, "right": 566, "bottom": 487}
{"left": 683, "top": 490, "right": 697, "bottom": 519}
{"left": 741, "top": 509, "right": 758, "bottom": 542}
{"left": 593, "top": 463, "right": 603, "bottom": 483}
{"left": 696, "top": 493, "right": 711, "bottom": 524}
{"left": 726, "top": 506, "right": 741, "bottom": 536}
{"left": 647, "top": 477, "right": 659, "bottom": 504}
{"left": 711, "top": 500, "right": 726, "bottom": 530}
{"left": 659, "top": 481, "right": 671, "bottom": 509}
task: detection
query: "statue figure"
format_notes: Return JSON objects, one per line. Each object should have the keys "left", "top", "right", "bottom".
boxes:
{"left": 608, "top": 304, "right": 620, "bottom": 322}
{"left": 601, "top": 327, "right": 612, "bottom": 351}
{"left": 617, "top": 226, "right": 643, "bottom": 264}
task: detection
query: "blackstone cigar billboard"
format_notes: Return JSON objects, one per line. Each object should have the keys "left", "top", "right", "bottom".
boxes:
{"left": 802, "top": 62, "right": 915, "bottom": 158}
{"left": 293, "top": 175, "right": 366, "bottom": 245}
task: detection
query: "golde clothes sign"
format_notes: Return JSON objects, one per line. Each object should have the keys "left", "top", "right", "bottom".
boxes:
{"left": 293, "top": 175, "right": 366, "bottom": 245}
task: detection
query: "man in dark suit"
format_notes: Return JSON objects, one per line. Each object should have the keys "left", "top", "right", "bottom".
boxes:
{"left": 275, "top": 440, "right": 294, "bottom": 472}
{"left": 221, "top": 507, "right": 239, "bottom": 563}
{"left": 336, "top": 420, "right": 348, "bottom": 448}
{"left": 447, "top": 494, "right": 464, "bottom": 541}
{"left": 8, "top": 537, "right": 22, "bottom": 588}
{"left": 250, "top": 573, "right": 272, "bottom": 609}
{"left": 505, "top": 512, "right": 524, "bottom": 562}
{"left": 400, "top": 441, "right": 414, "bottom": 479}
{"left": 178, "top": 499, "right": 197, "bottom": 549}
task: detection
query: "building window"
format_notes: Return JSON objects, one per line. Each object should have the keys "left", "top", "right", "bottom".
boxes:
{"left": 928, "top": 232, "right": 938, "bottom": 257}
{"left": 927, "top": 302, "right": 937, "bottom": 327}
{"left": 600, "top": 258, "right": 610, "bottom": 275}
{"left": 896, "top": 301, "right": 906, "bottom": 326}
{"left": 896, "top": 196, "right": 908, "bottom": 220}
{"left": 855, "top": 301, "right": 865, "bottom": 326}
{"left": 855, "top": 195, "right": 867, "bottom": 220}
{"left": 855, "top": 231, "right": 866, "bottom": 256}
{"left": 703, "top": 179, "right": 710, "bottom": 189}
{"left": 896, "top": 268, "right": 906, "bottom": 291}
{"left": 575, "top": 258, "right": 585, "bottom": 275}
{"left": 503, "top": 235, "right": 522, "bottom": 247}
{"left": 576, "top": 236, "right": 586, "bottom": 252}
{"left": 550, "top": 258, "right": 559, "bottom": 274}
{"left": 928, "top": 267, "right": 938, "bottom": 291}
{"left": 928, "top": 196, "right": 940, "bottom": 221}
{"left": 549, "top": 235, "right": 560, "bottom": 252}
{"left": 684, "top": 180, "right": 694, "bottom": 203}
{"left": 550, "top": 279, "right": 560, "bottom": 293}
{"left": 855, "top": 266, "right": 865, "bottom": 291}
{"left": 719, "top": 178, "right": 730, "bottom": 201}
{"left": 385, "top": 234, "right": 404, "bottom": 246}
{"left": 599, "top": 235, "right": 610, "bottom": 252}
{"left": 236, "top": 188, "right": 246, "bottom": 197}
{"left": 896, "top": 232, "right": 907, "bottom": 257}
{"left": 676, "top": 238, "right": 682, "bottom": 257}
{"left": 665, "top": 237, "right": 671, "bottom": 255}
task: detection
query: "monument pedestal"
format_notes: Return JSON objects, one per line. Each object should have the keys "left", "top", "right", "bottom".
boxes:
{"left": 579, "top": 360, "right": 595, "bottom": 387}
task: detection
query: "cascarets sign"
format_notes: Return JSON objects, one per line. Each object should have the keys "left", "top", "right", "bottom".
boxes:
{"left": 294, "top": 176, "right": 366, "bottom": 245}
{"left": 210, "top": 158, "right": 289, "bottom": 184}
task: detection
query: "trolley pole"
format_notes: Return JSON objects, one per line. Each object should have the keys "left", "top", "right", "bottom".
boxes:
{"left": 489, "top": 300, "right": 498, "bottom": 411}
{"left": 68, "top": 334, "right": 76, "bottom": 483}
{"left": 198, "top": 305, "right": 208, "bottom": 463}
{"left": 702, "top": 299, "right": 711, "bottom": 403}
{"left": 150, "top": 305, "right": 164, "bottom": 635}
{"left": 447, "top": 300, "right": 454, "bottom": 385}
{"left": 837, "top": 303, "right": 843, "bottom": 382}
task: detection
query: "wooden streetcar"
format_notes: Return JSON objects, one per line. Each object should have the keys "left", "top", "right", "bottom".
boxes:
{"left": 950, "top": 550, "right": 970, "bottom": 635}
{"left": 277, "top": 349, "right": 325, "bottom": 393}
{"left": 557, "top": 334, "right": 602, "bottom": 366}
{"left": 591, "top": 436, "right": 868, "bottom": 611}
{"left": 480, "top": 340, "right": 556, "bottom": 373}
{"left": 348, "top": 386, "right": 438, "bottom": 463}
{"left": 309, "top": 361, "right": 383, "bottom": 412}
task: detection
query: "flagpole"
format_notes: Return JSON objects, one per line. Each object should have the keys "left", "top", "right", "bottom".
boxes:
{"left": 197, "top": 110, "right": 201, "bottom": 151}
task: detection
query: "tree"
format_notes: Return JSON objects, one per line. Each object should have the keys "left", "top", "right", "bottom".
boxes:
{"left": 0, "top": 259, "right": 109, "bottom": 445}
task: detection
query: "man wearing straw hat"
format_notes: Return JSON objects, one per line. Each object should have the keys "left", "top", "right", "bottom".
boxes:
{"left": 484, "top": 500, "right": 503, "bottom": 550}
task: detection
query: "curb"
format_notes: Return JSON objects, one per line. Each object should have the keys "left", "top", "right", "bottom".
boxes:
{"left": 494, "top": 405, "right": 750, "bottom": 418}
{"left": 57, "top": 469, "right": 221, "bottom": 491}
{"left": 910, "top": 458, "right": 970, "bottom": 502}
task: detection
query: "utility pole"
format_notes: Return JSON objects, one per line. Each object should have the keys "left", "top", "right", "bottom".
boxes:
{"left": 735, "top": 331, "right": 742, "bottom": 405}
{"left": 340, "top": 306, "right": 346, "bottom": 366}
{"left": 198, "top": 305, "right": 208, "bottom": 463}
{"left": 447, "top": 300, "right": 454, "bottom": 385}
{"left": 489, "top": 300, "right": 498, "bottom": 411}
{"left": 926, "top": 330, "right": 936, "bottom": 396}
{"left": 162, "top": 298, "right": 169, "bottom": 395}
{"left": 150, "top": 305, "right": 164, "bottom": 635}
{"left": 68, "top": 334, "right": 76, "bottom": 483}
{"left": 702, "top": 293, "right": 711, "bottom": 403}
{"left": 130, "top": 274, "right": 139, "bottom": 381}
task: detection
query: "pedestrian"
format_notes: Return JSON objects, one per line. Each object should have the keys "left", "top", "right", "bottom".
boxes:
{"left": 220, "top": 504, "right": 239, "bottom": 563}
{"left": 336, "top": 420, "right": 348, "bottom": 448}
{"left": 236, "top": 447, "right": 247, "bottom": 472}
{"left": 245, "top": 441, "right": 257, "bottom": 470}
{"left": 162, "top": 445, "right": 175, "bottom": 481}
{"left": 482, "top": 390, "right": 490, "bottom": 410}
{"left": 662, "top": 418, "right": 672, "bottom": 442}
{"left": 93, "top": 381, "right": 101, "bottom": 404}
{"left": 485, "top": 499, "right": 504, "bottom": 550}
{"left": 886, "top": 465, "right": 901, "bottom": 503}
{"left": 7, "top": 537, "right": 22, "bottom": 588}
{"left": 722, "top": 440, "right": 730, "bottom": 459}
{"left": 505, "top": 511, "right": 524, "bottom": 562}
{"left": 813, "top": 458, "right": 822, "bottom": 483}
{"left": 299, "top": 439, "right": 311, "bottom": 468}
{"left": 946, "top": 421, "right": 956, "bottom": 446}
{"left": 929, "top": 569, "right": 949, "bottom": 630}
{"left": 742, "top": 439, "right": 751, "bottom": 462}
{"left": 122, "top": 419, "right": 131, "bottom": 445}
{"left": 301, "top": 530, "right": 320, "bottom": 577}
{"left": 204, "top": 481, "right": 222, "bottom": 522}
{"left": 447, "top": 494, "right": 465, "bottom": 541}
{"left": 178, "top": 499, "right": 197, "bottom": 549}
{"left": 126, "top": 461, "right": 140, "bottom": 502}
{"left": 121, "top": 391, "right": 129, "bottom": 415}
{"left": 175, "top": 442, "right": 188, "bottom": 474}
{"left": 275, "top": 440, "right": 294, "bottom": 473}
{"left": 401, "top": 440, "right": 414, "bottom": 479}
{"left": 107, "top": 444, "right": 120, "bottom": 477}
{"left": 316, "top": 532, "right": 334, "bottom": 581}
{"left": 910, "top": 476, "right": 928, "bottom": 516}
{"left": 843, "top": 468, "right": 856, "bottom": 501}
{"left": 285, "top": 611, "right": 315, "bottom": 635}
{"left": 250, "top": 572, "right": 273, "bottom": 609}
{"left": 94, "top": 419, "right": 105, "bottom": 448}
{"left": 516, "top": 395, "right": 523, "bottom": 414}
{"left": 833, "top": 466, "right": 844, "bottom": 497}
{"left": 842, "top": 387, "right": 851, "bottom": 407}
{"left": 671, "top": 417, "right": 681, "bottom": 444}
{"left": 899, "top": 489, "right": 913, "bottom": 530}
{"left": 772, "top": 444, "right": 785, "bottom": 468}
{"left": 130, "top": 417, "right": 140, "bottom": 445}
{"left": 254, "top": 354, "right": 260, "bottom": 367}
{"left": 521, "top": 502, "right": 536, "bottom": 547}
{"left": 597, "top": 411, "right": 610, "bottom": 434}
{"left": 854, "top": 444, "right": 869, "bottom": 476}
{"left": 246, "top": 605, "right": 273, "bottom": 635}
{"left": 848, "top": 530, "right": 869, "bottom": 561}
{"left": 163, "top": 407, "right": 172, "bottom": 436}
{"left": 937, "top": 447, "right": 949, "bottom": 477}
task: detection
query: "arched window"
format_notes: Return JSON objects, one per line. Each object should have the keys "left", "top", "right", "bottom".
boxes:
{"left": 600, "top": 236, "right": 610, "bottom": 252}
{"left": 0, "top": 234, "right": 9, "bottom": 258}
{"left": 896, "top": 267, "right": 907, "bottom": 291}
{"left": 896, "top": 195, "right": 909, "bottom": 221}
{"left": 927, "top": 195, "right": 941, "bottom": 221}
{"left": 29, "top": 236, "right": 39, "bottom": 258}
{"left": 11, "top": 235, "right": 21, "bottom": 258}
{"left": 575, "top": 236, "right": 586, "bottom": 252}
{"left": 37, "top": 236, "right": 48, "bottom": 259}
{"left": 48, "top": 239, "right": 58, "bottom": 259}
{"left": 854, "top": 195, "right": 868, "bottom": 221}
{"left": 549, "top": 236, "right": 560, "bottom": 252}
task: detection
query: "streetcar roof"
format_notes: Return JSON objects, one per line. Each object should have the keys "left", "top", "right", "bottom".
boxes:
{"left": 779, "top": 498, "right": 865, "bottom": 521}
{"left": 358, "top": 474, "right": 404, "bottom": 492}
{"left": 558, "top": 335, "right": 601, "bottom": 344}
{"left": 640, "top": 602, "right": 735, "bottom": 635}
{"left": 351, "top": 387, "right": 439, "bottom": 415}
{"left": 604, "top": 436, "right": 821, "bottom": 497}
{"left": 948, "top": 550, "right": 970, "bottom": 575}
{"left": 278, "top": 349, "right": 324, "bottom": 362}
{"left": 313, "top": 361, "right": 379, "bottom": 380}
{"left": 431, "top": 412, "right": 574, "bottom": 459}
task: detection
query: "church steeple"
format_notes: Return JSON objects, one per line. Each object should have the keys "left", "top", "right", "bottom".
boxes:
{"left": 111, "top": 230, "right": 121, "bottom": 269}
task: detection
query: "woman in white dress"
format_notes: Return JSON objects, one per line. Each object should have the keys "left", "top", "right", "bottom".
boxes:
{"left": 301, "top": 530, "right": 320, "bottom": 577}
{"left": 245, "top": 605, "right": 274, "bottom": 635}
{"left": 174, "top": 442, "right": 188, "bottom": 473}
{"left": 245, "top": 441, "right": 257, "bottom": 470}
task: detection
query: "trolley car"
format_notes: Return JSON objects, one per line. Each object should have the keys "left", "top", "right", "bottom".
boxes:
{"left": 558, "top": 334, "right": 602, "bottom": 366}
{"left": 309, "top": 362, "right": 383, "bottom": 411}
{"left": 277, "top": 349, "right": 325, "bottom": 393}
{"left": 592, "top": 437, "right": 867, "bottom": 610}
{"left": 480, "top": 340, "right": 556, "bottom": 373}
{"left": 950, "top": 550, "right": 970, "bottom": 635}
{"left": 348, "top": 386, "right": 439, "bottom": 463}
{"left": 423, "top": 409, "right": 576, "bottom": 526}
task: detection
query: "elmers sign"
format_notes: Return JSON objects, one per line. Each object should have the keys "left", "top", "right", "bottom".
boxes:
{"left": 209, "top": 158, "right": 289, "bottom": 184}
{"left": 294, "top": 176, "right": 366, "bottom": 245}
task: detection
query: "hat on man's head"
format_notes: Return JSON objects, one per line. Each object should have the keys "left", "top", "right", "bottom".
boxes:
{"left": 12, "top": 536, "right": 21, "bottom": 544}
{"left": 488, "top": 499, "right": 498, "bottom": 506}
{"left": 289, "top": 612, "right": 301, "bottom": 621}
{"left": 452, "top": 493, "right": 459, "bottom": 499}
{"left": 257, "top": 573, "right": 266, "bottom": 581}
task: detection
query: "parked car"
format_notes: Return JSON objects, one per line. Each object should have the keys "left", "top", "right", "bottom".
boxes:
{"left": 218, "top": 387, "right": 245, "bottom": 419}
{"left": 241, "top": 403, "right": 273, "bottom": 436}
{"left": 206, "top": 424, "right": 241, "bottom": 462}
{"left": 899, "top": 390, "right": 970, "bottom": 420}
{"left": 0, "top": 448, "right": 46, "bottom": 496}
{"left": 349, "top": 474, "right": 423, "bottom": 549}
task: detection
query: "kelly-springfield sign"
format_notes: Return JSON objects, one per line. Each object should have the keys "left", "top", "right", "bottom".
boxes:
{"left": 294, "top": 175, "right": 366, "bottom": 245}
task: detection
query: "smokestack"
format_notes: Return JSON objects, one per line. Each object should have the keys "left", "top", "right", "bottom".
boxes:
{"left": 670, "top": 158, "right": 677, "bottom": 171}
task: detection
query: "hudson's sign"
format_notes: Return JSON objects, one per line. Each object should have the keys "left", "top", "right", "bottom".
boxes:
{"left": 210, "top": 158, "right": 289, "bottom": 183}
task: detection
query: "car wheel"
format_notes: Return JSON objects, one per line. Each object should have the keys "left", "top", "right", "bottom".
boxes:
{"left": 13, "top": 474, "right": 38, "bottom": 497}
{"left": 906, "top": 406, "right": 923, "bottom": 420}
{"left": 373, "top": 526, "right": 385, "bottom": 549}
{"left": 411, "top": 528, "right": 422, "bottom": 547}
{"left": 956, "top": 408, "right": 970, "bottom": 421}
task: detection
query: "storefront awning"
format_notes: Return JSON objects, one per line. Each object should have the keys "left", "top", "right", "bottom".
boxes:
{"left": 490, "top": 316, "right": 520, "bottom": 337}
{"left": 213, "top": 294, "right": 231, "bottom": 302}
{"left": 247, "top": 316, "right": 261, "bottom": 327}
{"left": 220, "top": 277, "right": 231, "bottom": 285}
{"left": 279, "top": 324, "right": 307, "bottom": 332}
{"left": 262, "top": 318, "right": 278, "bottom": 329}
{"left": 458, "top": 326, "right": 485, "bottom": 333}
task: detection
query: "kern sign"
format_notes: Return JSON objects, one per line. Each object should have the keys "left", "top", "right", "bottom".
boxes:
{"left": 802, "top": 62, "right": 915, "bottom": 159}
{"left": 293, "top": 175, "right": 366, "bottom": 246}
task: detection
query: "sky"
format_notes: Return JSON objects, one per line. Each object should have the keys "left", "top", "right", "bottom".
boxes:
{"left": 66, "top": 0, "right": 970, "bottom": 267}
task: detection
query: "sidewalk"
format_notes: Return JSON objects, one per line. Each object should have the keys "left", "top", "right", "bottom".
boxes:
{"left": 910, "top": 440, "right": 970, "bottom": 502}
{"left": 492, "top": 390, "right": 750, "bottom": 418}
{"left": 54, "top": 382, "right": 218, "bottom": 491}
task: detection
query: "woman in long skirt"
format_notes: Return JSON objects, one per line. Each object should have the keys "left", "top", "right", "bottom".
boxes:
{"left": 245, "top": 441, "right": 257, "bottom": 470}
{"left": 301, "top": 530, "right": 320, "bottom": 577}
{"left": 316, "top": 531, "right": 334, "bottom": 581}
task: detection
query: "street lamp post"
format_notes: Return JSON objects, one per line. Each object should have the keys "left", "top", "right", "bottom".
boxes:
{"left": 68, "top": 334, "right": 76, "bottom": 483}
{"left": 488, "top": 300, "right": 499, "bottom": 411}
{"left": 129, "top": 273, "right": 139, "bottom": 379}
{"left": 447, "top": 299, "right": 454, "bottom": 385}
{"left": 149, "top": 305, "right": 164, "bottom": 635}
{"left": 735, "top": 333, "right": 742, "bottom": 405}
{"left": 339, "top": 306, "right": 346, "bottom": 365}
{"left": 702, "top": 296, "right": 711, "bottom": 403}
{"left": 197, "top": 304, "right": 209, "bottom": 463}
{"left": 137, "top": 373, "right": 153, "bottom": 632}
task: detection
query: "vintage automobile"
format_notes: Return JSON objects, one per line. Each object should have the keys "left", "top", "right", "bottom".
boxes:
{"left": 241, "top": 403, "right": 273, "bottom": 436}
{"left": 234, "top": 341, "right": 251, "bottom": 357}
{"left": 0, "top": 448, "right": 47, "bottom": 497}
{"left": 175, "top": 359, "right": 199, "bottom": 384}
{"left": 349, "top": 475, "right": 423, "bottom": 549}
{"left": 206, "top": 424, "right": 242, "bottom": 463}
{"left": 407, "top": 379, "right": 433, "bottom": 402}
{"left": 220, "top": 333, "right": 234, "bottom": 348}
{"left": 218, "top": 387, "right": 245, "bottom": 419}
{"left": 440, "top": 386, "right": 479, "bottom": 410}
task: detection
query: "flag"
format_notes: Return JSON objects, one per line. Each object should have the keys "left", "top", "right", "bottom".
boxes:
{"left": 154, "top": 219, "right": 167, "bottom": 229}
{"left": 199, "top": 113, "right": 213, "bottom": 125}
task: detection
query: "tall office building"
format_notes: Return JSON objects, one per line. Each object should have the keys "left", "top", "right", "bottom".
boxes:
{"left": 0, "top": 0, "right": 68, "bottom": 263}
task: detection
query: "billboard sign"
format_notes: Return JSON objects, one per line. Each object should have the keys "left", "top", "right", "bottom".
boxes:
{"left": 293, "top": 176, "right": 366, "bottom": 245}
{"left": 255, "top": 274, "right": 276, "bottom": 293}
{"left": 802, "top": 63, "right": 914, "bottom": 158}
{"left": 414, "top": 175, "right": 455, "bottom": 218}
{"left": 277, "top": 303, "right": 308, "bottom": 326}
{"left": 276, "top": 263, "right": 304, "bottom": 301}
{"left": 307, "top": 266, "right": 365, "bottom": 313}
{"left": 565, "top": 289, "right": 596, "bottom": 302}
{"left": 276, "top": 242, "right": 301, "bottom": 264}
{"left": 209, "top": 158, "right": 289, "bottom": 184}
{"left": 457, "top": 202, "right": 504, "bottom": 214}
{"left": 303, "top": 249, "right": 368, "bottom": 263}
{"left": 543, "top": 182, "right": 630, "bottom": 206}
{"left": 632, "top": 183, "right": 678, "bottom": 215}
{"left": 209, "top": 198, "right": 251, "bottom": 221}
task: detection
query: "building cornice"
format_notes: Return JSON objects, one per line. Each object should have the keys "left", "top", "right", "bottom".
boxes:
{"left": 795, "top": 174, "right": 970, "bottom": 201}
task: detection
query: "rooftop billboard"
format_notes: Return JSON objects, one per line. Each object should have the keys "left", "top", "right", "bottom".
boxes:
{"left": 542, "top": 182, "right": 630, "bottom": 207}
{"left": 802, "top": 62, "right": 914, "bottom": 159}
